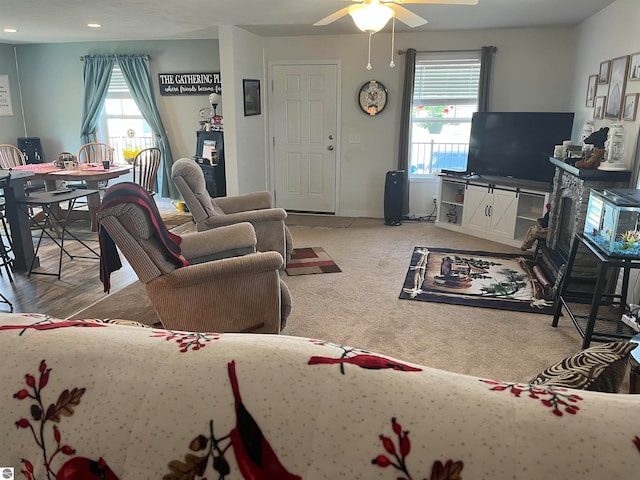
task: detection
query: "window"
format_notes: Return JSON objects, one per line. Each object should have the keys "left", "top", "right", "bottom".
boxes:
{"left": 409, "top": 51, "right": 481, "bottom": 178}
{"left": 98, "top": 64, "right": 154, "bottom": 163}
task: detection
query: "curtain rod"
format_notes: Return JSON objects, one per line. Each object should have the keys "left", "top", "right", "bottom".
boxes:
{"left": 80, "top": 54, "right": 150, "bottom": 61}
{"left": 398, "top": 46, "right": 496, "bottom": 55}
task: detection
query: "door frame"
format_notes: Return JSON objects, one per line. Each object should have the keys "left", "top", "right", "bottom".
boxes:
{"left": 267, "top": 60, "right": 342, "bottom": 215}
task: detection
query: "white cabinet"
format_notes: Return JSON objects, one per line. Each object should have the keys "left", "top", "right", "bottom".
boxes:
{"left": 435, "top": 176, "right": 549, "bottom": 248}
{"left": 461, "top": 185, "right": 517, "bottom": 239}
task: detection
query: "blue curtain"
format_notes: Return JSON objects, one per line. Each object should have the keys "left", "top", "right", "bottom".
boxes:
{"left": 80, "top": 56, "right": 115, "bottom": 143}
{"left": 118, "top": 54, "right": 177, "bottom": 198}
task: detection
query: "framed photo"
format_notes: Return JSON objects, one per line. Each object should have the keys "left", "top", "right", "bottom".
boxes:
{"left": 630, "top": 52, "right": 640, "bottom": 81}
{"left": 598, "top": 60, "right": 611, "bottom": 84}
{"left": 242, "top": 79, "right": 261, "bottom": 116}
{"left": 605, "top": 55, "right": 630, "bottom": 119}
{"left": 594, "top": 96, "right": 606, "bottom": 119}
{"left": 623, "top": 93, "right": 639, "bottom": 121}
{"left": 585, "top": 74, "right": 598, "bottom": 107}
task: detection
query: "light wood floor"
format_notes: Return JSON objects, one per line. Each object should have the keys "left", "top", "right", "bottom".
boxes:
{"left": 0, "top": 197, "right": 177, "bottom": 319}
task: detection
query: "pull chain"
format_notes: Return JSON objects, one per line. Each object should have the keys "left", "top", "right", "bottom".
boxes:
{"left": 389, "top": 17, "right": 396, "bottom": 68}
{"left": 367, "top": 32, "right": 373, "bottom": 70}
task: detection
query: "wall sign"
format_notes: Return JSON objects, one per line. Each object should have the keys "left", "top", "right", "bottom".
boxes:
{"left": 158, "top": 72, "right": 221, "bottom": 96}
{"left": 0, "top": 75, "right": 13, "bottom": 116}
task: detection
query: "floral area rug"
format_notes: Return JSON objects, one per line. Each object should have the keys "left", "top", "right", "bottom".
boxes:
{"left": 399, "top": 247, "right": 553, "bottom": 314}
{"left": 285, "top": 247, "right": 342, "bottom": 276}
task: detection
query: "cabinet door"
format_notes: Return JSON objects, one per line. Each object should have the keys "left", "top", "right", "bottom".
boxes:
{"left": 489, "top": 189, "right": 518, "bottom": 238}
{"left": 461, "top": 185, "right": 491, "bottom": 231}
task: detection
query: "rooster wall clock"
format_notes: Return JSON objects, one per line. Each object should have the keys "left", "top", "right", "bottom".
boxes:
{"left": 358, "top": 80, "right": 388, "bottom": 116}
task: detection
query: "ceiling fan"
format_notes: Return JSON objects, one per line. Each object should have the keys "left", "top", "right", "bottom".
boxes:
{"left": 314, "top": 0, "right": 479, "bottom": 32}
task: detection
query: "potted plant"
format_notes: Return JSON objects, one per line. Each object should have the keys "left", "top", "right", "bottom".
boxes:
{"left": 454, "top": 187, "right": 464, "bottom": 203}
{"left": 413, "top": 105, "right": 454, "bottom": 134}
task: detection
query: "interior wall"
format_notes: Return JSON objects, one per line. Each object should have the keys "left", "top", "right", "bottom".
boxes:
{"left": 264, "top": 27, "right": 576, "bottom": 217}
{"left": 0, "top": 44, "right": 25, "bottom": 144}
{"left": 218, "top": 26, "right": 268, "bottom": 196}
{"left": 13, "top": 39, "right": 219, "bottom": 175}
{"left": 568, "top": 0, "right": 640, "bottom": 303}
{"left": 570, "top": 0, "right": 640, "bottom": 173}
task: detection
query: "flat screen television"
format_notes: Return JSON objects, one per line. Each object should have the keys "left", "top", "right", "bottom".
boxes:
{"left": 465, "top": 112, "right": 575, "bottom": 184}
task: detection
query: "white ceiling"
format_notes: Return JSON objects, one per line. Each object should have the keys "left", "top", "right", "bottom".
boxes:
{"left": 0, "top": 0, "right": 616, "bottom": 45}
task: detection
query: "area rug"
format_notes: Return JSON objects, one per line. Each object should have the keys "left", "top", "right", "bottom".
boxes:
{"left": 285, "top": 247, "right": 342, "bottom": 276}
{"left": 399, "top": 247, "right": 552, "bottom": 314}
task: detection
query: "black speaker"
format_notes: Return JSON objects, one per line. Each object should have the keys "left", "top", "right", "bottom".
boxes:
{"left": 384, "top": 170, "right": 405, "bottom": 226}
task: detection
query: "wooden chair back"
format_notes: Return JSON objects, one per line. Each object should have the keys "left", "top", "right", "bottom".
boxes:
{"left": 132, "top": 147, "right": 161, "bottom": 195}
{"left": 0, "top": 144, "right": 26, "bottom": 169}
{"left": 77, "top": 142, "right": 114, "bottom": 165}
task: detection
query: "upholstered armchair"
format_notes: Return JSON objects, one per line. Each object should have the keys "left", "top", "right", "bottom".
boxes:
{"left": 97, "top": 202, "right": 292, "bottom": 334}
{"left": 171, "top": 158, "right": 293, "bottom": 263}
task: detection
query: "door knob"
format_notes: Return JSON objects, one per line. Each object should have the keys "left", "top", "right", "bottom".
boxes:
{"left": 328, "top": 145, "right": 334, "bottom": 151}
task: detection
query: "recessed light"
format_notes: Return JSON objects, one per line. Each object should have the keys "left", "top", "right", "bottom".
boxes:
{"left": 87, "top": 23, "right": 101, "bottom": 28}
{"left": 3, "top": 28, "right": 18, "bottom": 33}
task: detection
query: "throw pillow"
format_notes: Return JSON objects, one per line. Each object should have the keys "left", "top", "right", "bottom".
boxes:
{"left": 529, "top": 341, "right": 638, "bottom": 393}
{"left": 78, "top": 318, "right": 152, "bottom": 328}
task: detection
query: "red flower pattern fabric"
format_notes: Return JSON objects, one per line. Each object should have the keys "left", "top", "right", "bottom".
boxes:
{"left": 0, "top": 313, "right": 639, "bottom": 479}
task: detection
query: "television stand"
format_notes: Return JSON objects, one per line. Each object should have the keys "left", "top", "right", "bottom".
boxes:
{"left": 435, "top": 174, "right": 551, "bottom": 248}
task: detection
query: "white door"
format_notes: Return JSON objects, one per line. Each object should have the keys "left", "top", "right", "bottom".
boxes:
{"left": 272, "top": 64, "right": 338, "bottom": 213}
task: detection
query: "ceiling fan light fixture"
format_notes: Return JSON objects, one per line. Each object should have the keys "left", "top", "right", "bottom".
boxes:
{"left": 348, "top": 3, "right": 395, "bottom": 33}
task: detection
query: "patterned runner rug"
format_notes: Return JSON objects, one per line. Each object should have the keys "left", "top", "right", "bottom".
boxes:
{"left": 285, "top": 247, "right": 342, "bottom": 276}
{"left": 399, "top": 247, "right": 553, "bottom": 314}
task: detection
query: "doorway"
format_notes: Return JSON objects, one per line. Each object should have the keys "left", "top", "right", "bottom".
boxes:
{"left": 270, "top": 63, "right": 339, "bottom": 213}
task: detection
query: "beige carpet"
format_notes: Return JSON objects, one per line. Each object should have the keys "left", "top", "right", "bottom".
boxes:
{"left": 70, "top": 217, "right": 587, "bottom": 385}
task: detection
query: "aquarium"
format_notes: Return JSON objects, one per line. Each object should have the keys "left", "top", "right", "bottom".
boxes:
{"left": 583, "top": 188, "right": 640, "bottom": 258}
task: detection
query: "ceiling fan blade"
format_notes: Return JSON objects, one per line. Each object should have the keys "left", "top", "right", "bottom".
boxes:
{"left": 387, "top": 0, "right": 478, "bottom": 5}
{"left": 388, "top": 4, "right": 428, "bottom": 27}
{"left": 314, "top": 6, "right": 351, "bottom": 26}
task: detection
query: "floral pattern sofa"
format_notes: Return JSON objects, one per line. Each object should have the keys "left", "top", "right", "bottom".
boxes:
{"left": 1, "top": 312, "right": 639, "bottom": 480}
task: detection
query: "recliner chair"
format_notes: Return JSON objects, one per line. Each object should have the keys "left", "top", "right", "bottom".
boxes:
{"left": 97, "top": 184, "right": 292, "bottom": 334}
{"left": 171, "top": 158, "right": 293, "bottom": 263}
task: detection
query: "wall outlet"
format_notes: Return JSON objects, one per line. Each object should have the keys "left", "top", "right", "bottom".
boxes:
{"left": 432, "top": 196, "right": 438, "bottom": 205}
{"left": 348, "top": 134, "right": 361, "bottom": 144}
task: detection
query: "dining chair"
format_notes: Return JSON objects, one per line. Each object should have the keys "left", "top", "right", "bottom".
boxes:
{"left": 76, "top": 142, "right": 115, "bottom": 190}
{"left": 132, "top": 147, "right": 161, "bottom": 196}
{"left": 77, "top": 142, "right": 114, "bottom": 165}
{"left": 0, "top": 144, "right": 26, "bottom": 169}
{"left": 0, "top": 144, "right": 46, "bottom": 195}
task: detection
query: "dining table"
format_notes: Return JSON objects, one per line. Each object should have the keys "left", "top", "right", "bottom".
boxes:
{"left": 1, "top": 169, "right": 38, "bottom": 271}
{"left": 2, "top": 162, "right": 131, "bottom": 273}
{"left": 10, "top": 162, "right": 131, "bottom": 232}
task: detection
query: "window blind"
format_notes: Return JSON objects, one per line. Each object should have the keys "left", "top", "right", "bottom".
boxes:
{"left": 108, "top": 65, "right": 129, "bottom": 94}
{"left": 413, "top": 51, "right": 481, "bottom": 106}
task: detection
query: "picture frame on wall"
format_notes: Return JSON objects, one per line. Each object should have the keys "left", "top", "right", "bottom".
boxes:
{"left": 594, "top": 96, "right": 606, "bottom": 119}
{"left": 622, "top": 93, "right": 639, "bottom": 121}
{"left": 585, "top": 74, "right": 598, "bottom": 107}
{"left": 598, "top": 60, "right": 611, "bottom": 84}
{"left": 604, "top": 55, "right": 629, "bottom": 119}
{"left": 630, "top": 52, "right": 640, "bottom": 81}
{"left": 242, "top": 79, "right": 261, "bottom": 116}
